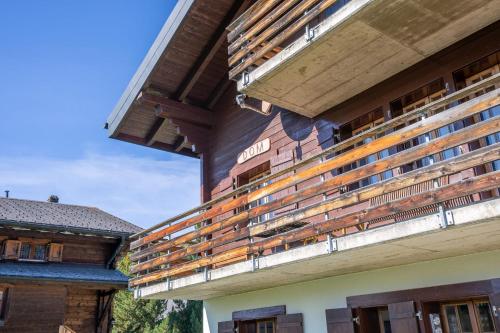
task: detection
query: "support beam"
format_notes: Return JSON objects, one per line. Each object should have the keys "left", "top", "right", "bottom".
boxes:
{"left": 175, "top": 0, "right": 250, "bottom": 102}
{"left": 137, "top": 92, "right": 213, "bottom": 127}
{"left": 173, "top": 135, "right": 188, "bottom": 152}
{"left": 115, "top": 133, "right": 199, "bottom": 158}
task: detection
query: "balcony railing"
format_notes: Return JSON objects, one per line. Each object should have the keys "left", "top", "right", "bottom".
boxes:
{"left": 129, "top": 74, "right": 500, "bottom": 288}
{"left": 227, "top": 0, "right": 344, "bottom": 80}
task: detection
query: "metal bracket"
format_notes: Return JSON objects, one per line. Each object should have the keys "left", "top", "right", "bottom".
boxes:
{"left": 166, "top": 277, "right": 172, "bottom": 291}
{"left": 305, "top": 24, "right": 315, "bottom": 42}
{"left": 416, "top": 310, "right": 423, "bottom": 321}
{"left": 353, "top": 316, "right": 360, "bottom": 325}
{"left": 242, "top": 71, "right": 250, "bottom": 86}
{"left": 492, "top": 305, "right": 498, "bottom": 317}
{"left": 203, "top": 267, "right": 210, "bottom": 282}
{"left": 438, "top": 205, "right": 454, "bottom": 228}
{"left": 326, "top": 234, "right": 338, "bottom": 254}
{"left": 251, "top": 254, "right": 259, "bottom": 271}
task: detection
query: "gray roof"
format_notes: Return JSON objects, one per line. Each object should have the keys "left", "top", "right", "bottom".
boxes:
{"left": 0, "top": 262, "right": 128, "bottom": 286}
{"left": 0, "top": 197, "right": 141, "bottom": 235}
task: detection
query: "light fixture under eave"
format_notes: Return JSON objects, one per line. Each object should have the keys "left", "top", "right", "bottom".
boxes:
{"left": 235, "top": 94, "right": 272, "bottom": 116}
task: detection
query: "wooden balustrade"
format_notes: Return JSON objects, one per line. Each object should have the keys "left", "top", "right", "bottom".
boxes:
{"left": 227, "top": 0, "right": 341, "bottom": 80}
{"left": 129, "top": 76, "right": 500, "bottom": 288}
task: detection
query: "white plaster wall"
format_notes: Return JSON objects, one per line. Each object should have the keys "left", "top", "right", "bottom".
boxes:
{"left": 203, "top": 249, "right": 500, "bottom": 333}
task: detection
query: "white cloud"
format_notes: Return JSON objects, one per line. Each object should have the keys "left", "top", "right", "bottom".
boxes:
{"left": 0, "top": 153, "right": 200, "bottom": 229}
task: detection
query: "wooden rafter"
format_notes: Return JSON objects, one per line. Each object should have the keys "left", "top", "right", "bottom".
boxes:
{"left": 115, "top": 133, "right": 198, "bottom": 158}
{"left": 175, "top": 0, "right": 250, "bottom": 102}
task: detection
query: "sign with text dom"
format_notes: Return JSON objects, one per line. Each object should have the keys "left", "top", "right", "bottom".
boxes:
{"left": 237, "top": 138, "right": 271, "bottom": 164}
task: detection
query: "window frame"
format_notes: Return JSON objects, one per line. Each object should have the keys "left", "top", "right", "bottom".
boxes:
{"left": 0, "top": 286, "right": 9, "bottom": 324}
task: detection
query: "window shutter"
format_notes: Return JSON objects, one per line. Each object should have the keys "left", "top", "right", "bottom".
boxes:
{"left": 388, "top": 301, "right": 420, "bottom": 333}
{"left": 490, "top": 292, "right": 500, "bottom": 329}
{"left": 276, "top": 314, "right": 303, "bottom": 333}
{"left": 48, "top": 243, "right": 64, "bottom": 262}
{"left": 3, "top": 240, "right": 21, "bottom": 259}
{"left": 217, "top": 321, "right": 234, "bottom": 333}
{"left": 325, "top": 308, "right": 355, "bottom": 333}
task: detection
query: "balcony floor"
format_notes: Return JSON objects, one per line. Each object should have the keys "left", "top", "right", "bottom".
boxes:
{"left": 135, "top": 198, "right": 500, "bottom": 300}
{"left": 237, "top": 0, "right": 500, "bottom": 117}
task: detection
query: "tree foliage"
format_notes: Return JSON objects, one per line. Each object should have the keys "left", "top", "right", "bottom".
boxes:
{"left": 112, "top": 255, "right": 202, "bottom": 333}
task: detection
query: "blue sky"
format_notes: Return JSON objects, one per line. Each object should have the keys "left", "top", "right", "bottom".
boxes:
{"left": 0, "top": 0, "right": 200, "bottom": 228}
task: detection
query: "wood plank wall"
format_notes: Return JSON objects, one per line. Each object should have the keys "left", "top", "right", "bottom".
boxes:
{"left": 0, "top": 285, "right": 66, "bottom": 333}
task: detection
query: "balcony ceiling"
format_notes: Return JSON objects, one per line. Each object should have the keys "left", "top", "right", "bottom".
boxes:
{"left": 238, "top": 0, "right": 500, "bottom": 118}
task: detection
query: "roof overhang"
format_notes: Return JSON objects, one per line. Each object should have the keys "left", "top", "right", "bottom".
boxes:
{"left": 106, "top": 0, "right": 194, "bottom": 137}
{"left": 106, "top": 0, "right": 250, "bottom": 157}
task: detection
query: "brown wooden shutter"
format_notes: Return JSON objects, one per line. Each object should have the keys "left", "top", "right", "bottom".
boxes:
{"left": 388, "top": 301, "right": 419, "bottom": 333}
{"left": 325, "top": 308, "right": 355, "bottom": 333}
{"left": 276, "top": 314, "right": 303, "bottom": 333}
{"left": 48, "top": 243, "right": 64, "bottom": 262}
{"left": 490, "top": 292, "right": 500, "bottom": 329}
{"left": 218, "top": 321, "right": 234, "bottom": 333}
{"left": 3, "top": 240, "right": 21, "bottom": 259}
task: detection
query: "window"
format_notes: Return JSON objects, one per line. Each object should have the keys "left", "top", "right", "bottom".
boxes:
{"left": 390, "top": 79, "right": 448, "bottom": 174}
{"left": 0, "top": 287, "right": 8, "bottom": 322}
{"left": 1, "top": 239, "right": 61, "bottom": 262}
{"left": 453, "top": 51, "right": 500, "bottom": 100}
{"left": 257, "top": 320, "right": 275, "bottom": 333}
{"left": 338, "top": 108, "right": 390, "bottom": 192}
{"left": 237, "top": 162, "right": 274, "bottom": 224}
{"left": 441, "top": 300, "right": 497, "bottom": 333}
{"left": 17, "top": 239, "right": 48, "bottom": 261}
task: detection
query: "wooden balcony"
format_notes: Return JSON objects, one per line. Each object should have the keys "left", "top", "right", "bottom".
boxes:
{"left": 129, "top": 76, "right": 500, "bottom": 295}
{"left": 227, "top": 0, "right": 500, "bottom": 117}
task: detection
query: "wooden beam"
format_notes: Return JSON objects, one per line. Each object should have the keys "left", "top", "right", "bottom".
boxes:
{"left": 173, "top": 135, "right": 188, "bottom": 152}
{"left": 138, "top": 92, "right": 213, "bottom": 127}
{"left": 115, "top": 133, "right": 198, "bottom": 158}
{"left": 207, "top": 76, "right": 233, "bottom": 110}
{"left": 175, "top": 0, "right": 250, "bottom": 102}
{"left": 144, "top": 117, "right": 165, "bottom": 146}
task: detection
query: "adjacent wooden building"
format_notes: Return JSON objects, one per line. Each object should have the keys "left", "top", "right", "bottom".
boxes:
{"left": 0, "top": 196, "right": 141, "bottom": 333}
{"left": 106, "top": 0, "right": 500, "bottom": 332}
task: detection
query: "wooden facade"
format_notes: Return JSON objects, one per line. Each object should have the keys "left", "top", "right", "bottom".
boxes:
{"left": 0, "top": 198, "right": 138, "bottom": 333}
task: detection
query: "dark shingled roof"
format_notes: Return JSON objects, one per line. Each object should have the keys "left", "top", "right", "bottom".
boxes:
{"left": 0, "top": 262, "right": 128, "bottom": 285}
{"left": 0, "top": 197, "right": 141, "bottom": 235}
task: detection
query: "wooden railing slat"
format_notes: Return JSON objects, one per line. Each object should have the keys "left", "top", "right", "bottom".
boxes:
{"left": 229, "top": 0, "right": 339, "bottom": 79}
{"left": 228, "top": 0, "right": 323, "bottom": 67}
{"left": 130, "top": 170, "right": 500, "bottom": 286}
{"left": 130, "top": 144, "right": 500, "bottom": 273}
{"left": 228, "top": 0, "right": 303, "bottom": 56}
{"left": 130, "top": 75, "right": 500, "bottom": 243}
{"left": 131, "top": 91, "right": 500, "bottom": 251}
{"left": 132, "top": 117, "right": 500, "bottom": 272}
{"left": 227, "top": 0, "right": 283, "bottom": 42}
{"left": 131, "top": 104, "right": 500, "bottom": 263}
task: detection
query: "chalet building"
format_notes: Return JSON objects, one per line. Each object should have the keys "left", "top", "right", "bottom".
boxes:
{"left": 106, "top": 0, "right": 500, "bottom": 332}
{"left": 0, "top": 196, "right": 141, "bottom": 333}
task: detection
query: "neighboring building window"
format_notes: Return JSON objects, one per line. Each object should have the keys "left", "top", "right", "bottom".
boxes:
{"left": 257, "top": 320, "right": 275, "bottom": 333}
{"left": 0, "top": 287, "right": 9, "bottom": 322}
{"left": 19, "top": 243, "right": 31, "bottom": 260}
